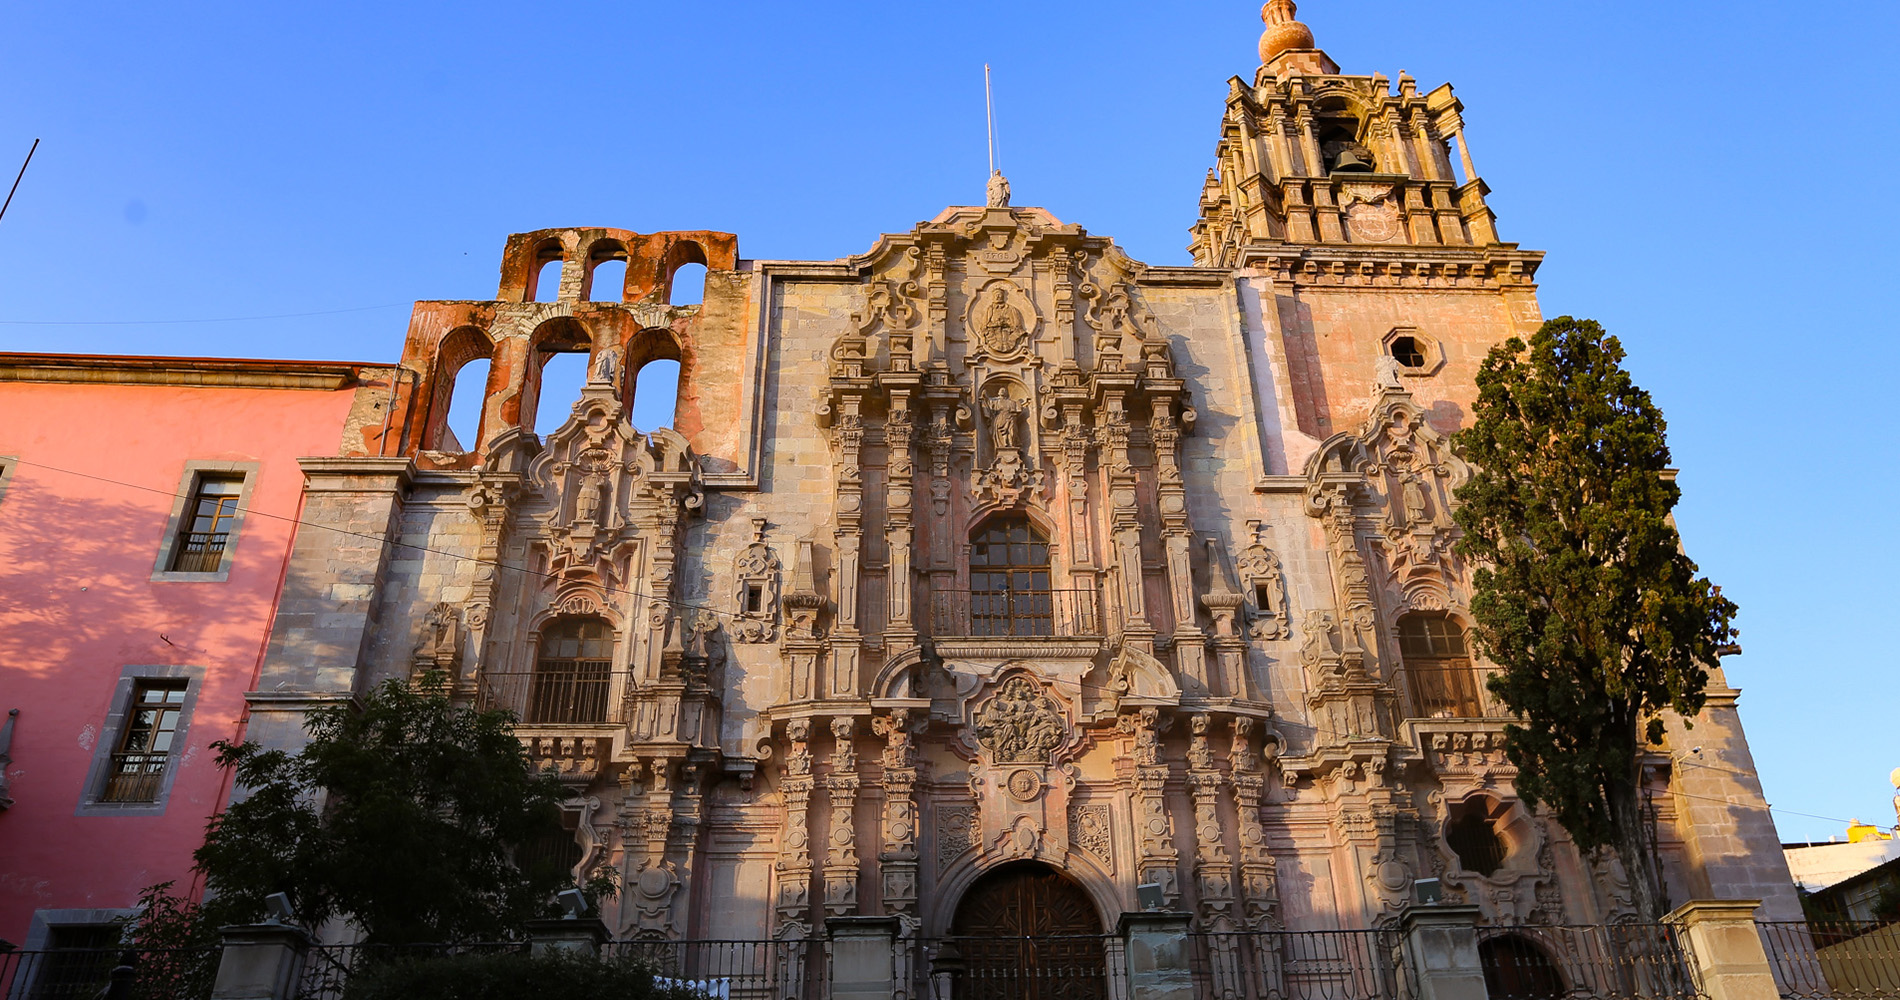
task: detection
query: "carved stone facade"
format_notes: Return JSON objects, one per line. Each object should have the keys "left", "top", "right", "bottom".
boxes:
{"left": 240, "top": 0, "right": 1800, "bottom": 957}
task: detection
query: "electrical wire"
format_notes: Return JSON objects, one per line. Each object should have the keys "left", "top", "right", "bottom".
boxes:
{"left": 0, "top": 303, "right": 412, "bottom": 326}
{"left": 6, "top": 459, "right": 1883, "bottom": 835}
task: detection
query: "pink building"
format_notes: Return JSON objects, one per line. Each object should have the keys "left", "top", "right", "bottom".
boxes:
{"left": 0, "top": 353, "right": 387, "bottom": 948}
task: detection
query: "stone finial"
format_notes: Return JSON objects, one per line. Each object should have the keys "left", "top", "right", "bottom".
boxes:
{"left": 1258, "top": 0, "right": 1339, "bottom": 77}
{"left": 1259, "top": 0, "right": 1315, "bottom": 63}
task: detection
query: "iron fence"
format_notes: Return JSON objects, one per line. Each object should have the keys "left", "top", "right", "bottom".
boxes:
{"left": 476, "top": 670, "right": 629, "bottom": 725}
{"left": 167, "top": 532, "right": 228, "bottom": 573}
{"left": 913, "top": 934, "right": 1125, "bottom": 1000}
{"left": 1758, "top": 920, "right": 1900, "bottom": 999}
{"left": 607, "top": 938, "right": 814, "bottom": 1000}
{"left": 928, "top": 588, "right": 1103, "bottom": 639}
{"left": 1190, "top": 929, "right": 1405, "bottom": 1000}
{"left": 99, "top": 753, "right": 169, "bottom": 803}
{"left": 1474, "top": 923, "right": 1701, "bottom": 1000}
{"left": 0, "top": 946, "right": 221, "bottom": 1000}
{"left": 293, "top": 942, "right": 528, "bottom": 1000}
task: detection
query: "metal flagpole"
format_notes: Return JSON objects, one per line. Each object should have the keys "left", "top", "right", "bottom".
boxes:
{"left": 0, "top": 139, "right": 40, "bottom": 226}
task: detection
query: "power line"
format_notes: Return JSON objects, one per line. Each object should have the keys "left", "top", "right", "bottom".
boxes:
{"left": 0, "top": 138, "right": 38, "bottom": 225}
{"left": 8, "top": 456, "right": 755, "bottom": 626}
{"left": 0, "top": 302, "right": 411, "bottom": 326}
{"left": 5, "top": 458, "right": 1878, "bottom": 834}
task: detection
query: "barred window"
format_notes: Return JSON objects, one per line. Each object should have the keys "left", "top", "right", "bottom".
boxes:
{"left": 168, "top": 475, "right": 244, "bottom": 573}
{"left": 969, "top": 518, "right": 1053, "bottom": 637}
{"left": 100, "top": 680, "right": 188, "bottom": 803}
{"left": 530, "top": 618, "right": 613, "bottom": 725}
{"left": 1399, "top": 614, "right": 1483, "bottom": 718}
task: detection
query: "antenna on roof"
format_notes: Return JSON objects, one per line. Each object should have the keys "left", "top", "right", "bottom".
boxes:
{"left": 985, "top": 64, "right": 999, "bottom": 176}
{"left": 984, "top": 67, "right": 1011, "bottom": 208}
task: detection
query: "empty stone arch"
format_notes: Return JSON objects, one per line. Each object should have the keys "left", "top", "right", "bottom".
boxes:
{"left": 426, "top": 325, "right": 495, "bottom": 452}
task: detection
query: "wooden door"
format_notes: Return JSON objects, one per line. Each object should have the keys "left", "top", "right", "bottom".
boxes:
{"left": 949, "top": 862, "right": 1107, "bottom": 1000}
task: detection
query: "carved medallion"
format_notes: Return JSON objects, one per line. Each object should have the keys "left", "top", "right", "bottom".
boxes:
{"left": 964, "top": 281, "right": 1038, "bottom": 357}
{"left": 1005, "top": 768, "right": 1044, "bottom": 802}
{"left": 972, "top": 676, "right": 1067, "bottom": 764}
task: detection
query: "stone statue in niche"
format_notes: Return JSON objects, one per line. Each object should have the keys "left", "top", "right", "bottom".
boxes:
{"left": 592, "top": 344, "right": 620, "bottom": 385}
{"left": 973, "top": 676, "right": 1067, "bottom": 764}
{"left": 983, "top": 392, "right": 1025, "bottom": 452}
{"left": 977, "top": 285, "right": 1028, "bottom": 356}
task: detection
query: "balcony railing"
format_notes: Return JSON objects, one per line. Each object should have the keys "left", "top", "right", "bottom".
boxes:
{"left": 478, "top": 670, "right": 622, "bottom": 726}
{"left": 928, "top": 588, "right": 1103, "bottom": 639}
{"left": 168, "top": 531, "right": 229, "bottom": 573}
{"left": 100, "top": 752, "right": 169, "bottom": 803}
{"left": 1405, "top": 662, "right": 1485, "bottom": 718}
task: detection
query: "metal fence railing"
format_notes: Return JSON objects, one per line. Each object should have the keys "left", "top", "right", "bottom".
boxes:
{"left": 0, "top": 946, "right": 221, "bottom": 1000}
{"left": 476, "top": 671, "right": 630, "bottom": 726}
{"left": 294, "top": 942, "right": 528, "bottom": 1000}
{"left": 928, "top": 588, "right": 1103, "bottom": 639}
{"left": 1758, "top": 920, "right": 1900, "bottom": 999}
{"left": 1475, "top": 923, "right": 1701, "bottom": 1000}
{"left": 1190, "top": 929, "right": 1404, "bottom": 1000}
{"left": 99, "top": 753, "right": 170, "bottom": 803}
{"left": 167, "top": 531, "right": 228, "bottom": 573}
{"left": 911, "top": 934, "right": 1125, "bottom": 1000}
{"left": 607, "top": 938, "right": 814, "bottom": 1000}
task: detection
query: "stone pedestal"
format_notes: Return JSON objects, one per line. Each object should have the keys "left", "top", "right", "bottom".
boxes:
{"left": 827, "top": 915, "right": 898, "bottom": 1000}
{"left": 1399, "top": 904, "right": 1486, "bottom": 1000}
{"left": 212, "top": 924, "right": 310, "bottom": 1000}
{"left": 1118, "top": 911, "right": 1194, "bottom": 1000}
{"left": 1669, "top": 900, "right": 1779, "bottom": 1000}
{"left": 526, "top": 916, "right": 610, "bottom": 957}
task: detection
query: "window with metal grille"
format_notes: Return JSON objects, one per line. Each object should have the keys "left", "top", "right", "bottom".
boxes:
{"left": 167, "top": 475, "right": 244, "bottom": 572}
{"left": 969, "top": 518, "right": 1053, "bottom": 637}
{"left": 100, "top": 680, "right": 188, "bottom": 803}
{"left": 530, "top": 618, "right": 613, "bottom": 724}
{"left": 1399, "top": 614, "right": 1483, "bottom": 718}
{"left": 1446, "top": 806, "right": 1509, "bottom": 877}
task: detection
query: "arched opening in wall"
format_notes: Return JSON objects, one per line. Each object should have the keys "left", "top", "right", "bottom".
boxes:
{"left": 534, "top": 351, "right": 591, "bottom": 435}
{"left": 529, "top": 316, "right": 593, "bottom": 437}
{"left": 442, "top": 358, "right": 491, "bottom": 452}
{"left": 1479, "top": 935, "right": 1565, "bottom": 1000}
{"left": 665, "top": 240, "right": 710, "bottom": 306}
{"left": 964, "top": 516, "right": 1053, "bottom": 637}
{"left": 950, "top": 861, "right": 1107, "bottom": 999}
{"left": 530, "top": 617, "right": 614, "bottom": 724}
{"left": 628, "top": 358, "right": 680, "bottom": 432}
{"left": 669, "top": 263, "right": 706, "bottom": 305}
{"left": 1445, "top": 797, "right": 1510, "bottom": 877}
{"left": 1398, "top": 613, "right": 1482, "bottom": 717}
{"left": 588, "top": 242, "right": 628, "bottom": 302}
{"left": 532, "top": 255, "right": 565, "bottom": 303}
{"left": 1315, "top": 96, "right": 1374, "bottom": 173}
{"left": 427, "top": 326, "right": 495, "bottom": 453}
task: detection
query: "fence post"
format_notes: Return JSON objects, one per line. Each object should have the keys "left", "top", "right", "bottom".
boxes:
{"left": 1400, "top": 904, "right": 1488, "bottom": 1000}
{"left": 826, "top": 915, "right": 898, "bottom": 1000}
{"left": 212, "top": 924, "right": 310, "bottom": 1000}
{"left": 1668, "top": 899, "right": 1779, "bottom": 1000}
{"left": 1118, "top": 911, "right": 1195, "bottom": 1000}
{"left": 526, "top": 916, "right": 610, "bottom": 957}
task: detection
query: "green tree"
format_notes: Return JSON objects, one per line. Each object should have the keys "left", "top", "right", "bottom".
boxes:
{"left": 192, "top": 674, "right": 606, "bottom": 943}
{"left": 1452, "top": 317, "right": 1738, "bottom": 921}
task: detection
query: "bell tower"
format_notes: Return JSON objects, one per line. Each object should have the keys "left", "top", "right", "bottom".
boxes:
{"left": 1190, "top": 1, "right": 1521, "bottom": 266}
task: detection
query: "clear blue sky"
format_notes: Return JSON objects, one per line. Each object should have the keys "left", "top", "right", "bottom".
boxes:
{"left": 3, "top": 1, "right": 1895, "bottom": 844}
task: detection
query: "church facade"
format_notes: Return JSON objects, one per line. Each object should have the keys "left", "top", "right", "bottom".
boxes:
{"left": 225, "top": 0, "right": 1797, "bottom": 963}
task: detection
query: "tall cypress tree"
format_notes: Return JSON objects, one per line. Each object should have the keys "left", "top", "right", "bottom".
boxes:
{"left": 1452, "top": 317, "right": 1738, "bottom": 921}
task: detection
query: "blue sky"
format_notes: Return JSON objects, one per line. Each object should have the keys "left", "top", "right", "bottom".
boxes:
{"left": 2, "top": 1, "right": 1895, "bottom": 844}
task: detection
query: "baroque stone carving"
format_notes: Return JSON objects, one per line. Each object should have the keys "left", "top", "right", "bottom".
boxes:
{"left": 965, "top": 281, "right": 1037, "bottom": 358}
{"left": 937, "top": 806, "right": 976, "bottom": 868}
{"left": 972, "top": 676, "right": 1067, "bottom": 764}
{"left": 1237, "top": 521, "right": 1292, "bottom": 641}
{"left": 731, "top": 518, "right": 782, "bottom": 643}
{"left": 1071, "top": 804, "right": 1113, "bottom": 867}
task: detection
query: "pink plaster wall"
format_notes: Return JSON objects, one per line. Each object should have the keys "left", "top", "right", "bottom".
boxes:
{"left": 0, "top": 379, "right": 357, "bottom": 944}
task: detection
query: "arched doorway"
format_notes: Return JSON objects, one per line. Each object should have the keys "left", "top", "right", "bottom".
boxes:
{"left": 948, "top": 861, "right": 1107, "bottom": 1000}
